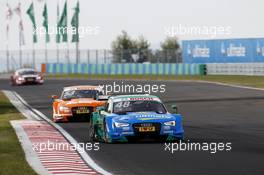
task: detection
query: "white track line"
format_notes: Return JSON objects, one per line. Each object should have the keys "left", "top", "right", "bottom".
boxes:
{"left": 48, "top": 78, "right": 264, "bottom": 91}
{"left": 163, "top": 79, "right": 264, "bottom": 91}
{"left": 3, "top": 90, "right": 41, "bottom": 120}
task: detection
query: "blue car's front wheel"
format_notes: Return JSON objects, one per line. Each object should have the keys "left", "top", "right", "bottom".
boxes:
{"left": 103, "top": 121, "right": 113, "bottom": 143}
{"left": 88, "top": 123, "right": 97, "bottom": 141}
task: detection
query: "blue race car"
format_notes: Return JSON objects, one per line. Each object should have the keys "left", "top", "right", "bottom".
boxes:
{"left": 89, "top": 94, "right": 184, "bottom": 143}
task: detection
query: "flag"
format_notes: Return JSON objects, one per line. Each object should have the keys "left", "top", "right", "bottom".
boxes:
{"left": 71, "top": 1, "right": 79, "bottom": 43}
{"left": 58, "top": 1, "right": 68, "bottom": 42}
{"left": 6, "top": 3, "right": 13, "bottom": 36}
{"left": 56, "top": 2, "right": 60, "bottom": 43}
{"left": 19, "top": 20, "right": 25, "bottom": 46}
{"left": 26, "top": 2, "right": 37, "bottom": 43}
{"left": 13, "top": 3, "right": 21, "bottom": 16}
{"left": 13, "top": 3, "right": 25, "bottom": 46}
{"left": 6, "top": 3, "right": 13, "bottom": 20}
{"left": 42, "top": 3, "right": 50, "bottom": 43}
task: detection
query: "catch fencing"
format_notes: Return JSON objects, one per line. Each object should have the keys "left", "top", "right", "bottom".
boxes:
{"left": 0, "top": 49, "right": 113, "bottom": 73}
{"left": 0, "top": 49, "right": 182, "bottom": 73}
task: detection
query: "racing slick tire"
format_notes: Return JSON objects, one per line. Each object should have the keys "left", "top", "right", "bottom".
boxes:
{"left": 103, "top": 121, "right": 113, "bottom": 143}
{"left": 88, "top": 123, "right": 98, "bottom": 142}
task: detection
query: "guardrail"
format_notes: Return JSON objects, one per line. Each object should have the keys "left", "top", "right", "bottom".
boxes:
{"left": 42, "top": 63, "right": 206, "bottom": 75}
{"left": 206, "top": 63, "right": 264, "bottom": 76}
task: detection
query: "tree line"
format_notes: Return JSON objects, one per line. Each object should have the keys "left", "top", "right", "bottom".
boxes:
{"left": 111, "top": 31, "right": 182, "bottom": 63}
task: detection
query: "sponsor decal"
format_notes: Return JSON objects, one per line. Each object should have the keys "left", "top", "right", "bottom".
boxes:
{"left": 135, "top": 112, "right": 152, "bottom": 114}
{"left": 113, "top": 97, "right": 161, "bottom": 103}
{"left": 188, "top": 44, "right": 210, "bottom": 58}
{"left": 226, "top": 44, "right": 246, "bottom": 57}
{"left": 129, "top": 97, "right": 154, "bottom": 101}
{"left": 256, "top": 42, "right": 264, "bottom": 56}
{"left": 135, "top": 115, "right": 172, "bottom": 121}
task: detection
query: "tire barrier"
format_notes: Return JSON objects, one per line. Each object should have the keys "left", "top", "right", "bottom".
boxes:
{"left": 42, "top": 63, "right": 206, "bottom": 76}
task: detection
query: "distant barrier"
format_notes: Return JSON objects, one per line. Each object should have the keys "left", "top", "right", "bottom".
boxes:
{"left": 206, "top": 63, "right": 264, "bottom": 76}
{"left": 42, "top": 63, "right": 206, "bottom": 75}
{"left": 183, "top": 38, "right": 264, "bottom": 63}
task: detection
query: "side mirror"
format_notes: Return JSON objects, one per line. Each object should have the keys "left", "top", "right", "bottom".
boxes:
{"left": 96, "top": 106, "right": 106, "bottom": 114}
{"left": 96, "top": 106, "right": 105, "bottom": 111}
{"left": 171, "top": 105, "right": 178, "bottom": 114}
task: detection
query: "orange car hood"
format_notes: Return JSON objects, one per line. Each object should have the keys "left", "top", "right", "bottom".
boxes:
{"left": 61, "top": 98, "right": 105, "bottom": 107}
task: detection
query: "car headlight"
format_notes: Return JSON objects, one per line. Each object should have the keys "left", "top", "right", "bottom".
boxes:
{"left": 18, "top": 77, "right": 24, "bottom": 81}
{"left": 164, "top": 121, "right": 176, "bottom": 126}
{"left": 59, "top": 106, "right": 70, "bottom": 112}
{"left": 114, "top": 122, "right": 129, "bottom": 127}
{"left": 36, "top": 76, "right": 42, "bottom": 80}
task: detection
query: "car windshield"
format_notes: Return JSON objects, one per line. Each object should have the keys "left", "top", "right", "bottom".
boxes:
{"left": 113, "top": 100, "right": 167, "bottom": 115}
{"left": 19, "top": 70, "right": 38, "bottom": 75}
{"left": 62, "top": 90, "right": 102, "bottom": 100}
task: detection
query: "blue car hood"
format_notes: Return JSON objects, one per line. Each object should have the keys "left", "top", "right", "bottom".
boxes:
{"left": 113, "top": 112, "right": 178, "bottom": 123}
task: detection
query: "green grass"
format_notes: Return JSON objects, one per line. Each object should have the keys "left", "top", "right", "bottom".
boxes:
{"left": 47, "top": 74, "right": 264, "bottom": 88}
{"left": 0, "top": 93, "right": 37, "bottom": 175}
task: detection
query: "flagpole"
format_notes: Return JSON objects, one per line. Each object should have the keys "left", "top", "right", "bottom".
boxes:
{"left": 19, "top": 1, "right": 22, "bottom": 68}
{"left": 67, "top": 41, "right": 70, "bottom": 64}
{"left": 27, "top": 1, "right": 37, "bottom": 69}
{"left": 72, "top": 1, "right": 79, "bottom": 64}
{"left": 57, "top": 43, "right": 59, "bottom": 63}
{"left": 59, "top": 0, "right": 68, "bottom": 64}
{"left": 67, "top": 0, "right": 70, "bottom": 64}
{"left": 6, "top": 20, "right": 9, "bottom": 73}
{"left": 31, "top": 1, "right": 35, "bottom": 69}
{"left": 76, "top": 5, "right": 79, "bottom": 65}
{"left": 6, "top": 3, "right": 10, "bottom": 73}
{"left": 76, "top": 42, "right": 79, "bottom": 64}
{"left": 6, "top": 35, "right": 9, "bottom": 72}
{"left": 44, "top": 0, "right": 47, "bottom": 64}
{"left": 19, "top": 42, "right": 22, "bottom": 68}
{"left": 33, "top": 42, "right": 35, "bottom": 69}
{"left": 56, "top": 0, "right": 59, "bottom": 63}
{"left": 45, "top": 42, "right": 48, "bottom": 64}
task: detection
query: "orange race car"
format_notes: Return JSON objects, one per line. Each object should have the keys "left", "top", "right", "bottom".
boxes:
{"left": 52, "top": 85, "right": 107, "bottom": 122}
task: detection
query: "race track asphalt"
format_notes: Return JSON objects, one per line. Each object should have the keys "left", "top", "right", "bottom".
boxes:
{"left": 1, "top": 79, "right": 264, "bottom": 175}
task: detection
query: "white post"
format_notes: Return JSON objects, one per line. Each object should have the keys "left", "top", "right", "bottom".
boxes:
{"left": 33, "top": 43, "right": 35, "bottom": 69}
{"left": 67, "top": 42, "right": 70, "bottom": 64}
{"left": 6, "top": 43, "right": 9, "bottom": 72}
{"left": 45, "top": 42, "right": 48, "bottom": 64}
{"left": 19, "top": 44, "right": 22, "bottom": 68}
{"left": 76, "top": 42, "right": 79, "bottom": 64}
